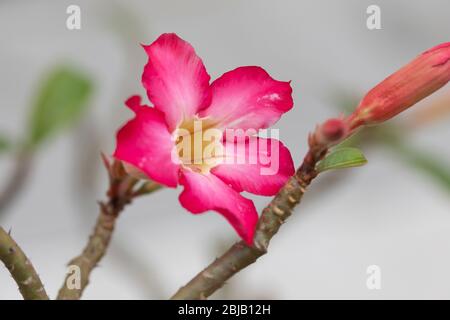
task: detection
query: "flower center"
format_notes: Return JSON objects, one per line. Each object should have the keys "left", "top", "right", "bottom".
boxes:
{"left": 174, "top": 118, "right": 223, "bottom": 173}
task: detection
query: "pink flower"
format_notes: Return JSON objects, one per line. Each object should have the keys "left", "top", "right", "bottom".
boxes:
{"left": 349, "top": 42, "right": 450, "bottom": 129}
{"left": 113, "top": 33, "right": 295, "bottom": 244}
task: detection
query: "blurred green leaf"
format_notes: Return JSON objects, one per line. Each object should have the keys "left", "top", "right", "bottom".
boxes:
{"left": 0, "top": 135, "right": 11, "bottom": 154}
{"left": 27, "top": 67, "right": 92, "bottom": 147}
{"left": 317, "top": 147, "right": 368, "bottom": 173}
{"left": 385, "top": 140, "right": 450, "bottom": 192}
{"left": 331, "top": 89, "right": 360, "bottom": 114}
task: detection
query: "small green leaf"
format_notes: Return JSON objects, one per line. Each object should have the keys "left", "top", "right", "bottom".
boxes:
{"left": 0, "top": 135, "right": 11, "bottom": 154}
{"left": 316, "top": 147, "right": 368, "bottom": 173}
{"left": 27, "top": 66, "right": 92, "bottom": 147}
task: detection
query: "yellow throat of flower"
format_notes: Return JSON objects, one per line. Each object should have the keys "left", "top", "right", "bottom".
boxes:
{"left": 174, "top": 117, "right": 223, "bottom": 173}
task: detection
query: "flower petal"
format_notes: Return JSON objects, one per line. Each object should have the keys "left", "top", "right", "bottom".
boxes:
{"left": 211, "top": 137, "right": 294, "bottom": 196}
{"left": 200, "top": 66, "right": 293, "bottom": 131}
{"left": 113, "top": 96, "right": 179, "bottom": 187}
{"left": 179, "top": 170, "right": 258, "bottom": 244}
{"left": 142, "top": 33, "right": 212, "bottom": 131}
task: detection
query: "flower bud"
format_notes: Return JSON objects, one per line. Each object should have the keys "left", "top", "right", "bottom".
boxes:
{"left": 349, "top": 43, "right": 450, "bottom": 129}
{"left": 314, "top": 117, "right": 349, "bottom": 146}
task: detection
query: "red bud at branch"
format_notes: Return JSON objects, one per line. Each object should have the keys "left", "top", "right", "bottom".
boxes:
{"left": 313, "top": 117, "right": 350, "bottom": 147}
{"left": 349, "top": 43, "right": 450, "bottom": 129}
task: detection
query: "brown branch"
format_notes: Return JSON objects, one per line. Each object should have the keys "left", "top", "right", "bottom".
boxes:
{"left": 57, "top": 157, "right": 160, "bottom": 300}
{"left": 0, "top": 227, "right": 49, "bottom": 300}
{"left": 0, "top": 148, "right": 33, "bottom": 215}
{"left": 56, "top": 200, "right": 125, "bottom": 300}
{"left": 171, "top": 131, "right": 331, "bottom": 300}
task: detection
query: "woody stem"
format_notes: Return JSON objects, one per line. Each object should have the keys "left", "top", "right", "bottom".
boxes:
{"left": 57, "top": 158, "right": 160, "bottom": 300}
{"left": 0, "top": 227, "right": 49, "bottom": 300}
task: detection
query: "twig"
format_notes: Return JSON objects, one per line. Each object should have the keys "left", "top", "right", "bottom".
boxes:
{"left": 171, "top": 130, "right": 333, "bottom": 300}
{"left": 132, "top": 180, "right": 162, "bottom": 197}
{"left": 0, "top": 227, "right": 49, "bottom": 300}
{"left": 57, "top": 157, "right": 160, "bottom": 300}
{"left": 0, "top": 148, "right": 33, "bottom": 215}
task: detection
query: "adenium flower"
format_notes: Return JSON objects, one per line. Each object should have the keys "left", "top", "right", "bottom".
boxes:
{"left": 113, "top": 33, "right": 295, "bottom": 244}
{"left": 349, "top": 42, "right": 450, "bottom": 129}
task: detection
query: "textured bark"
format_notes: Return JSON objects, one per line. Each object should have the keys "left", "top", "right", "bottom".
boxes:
{"left": 0, "top": 227, "right": 48, "bottom": 300}
{"left": 57, "top": 158, "right": 160, "bottom": 300}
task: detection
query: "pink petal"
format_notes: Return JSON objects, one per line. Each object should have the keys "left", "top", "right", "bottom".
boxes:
{"left": 179, "top": 169, "right": 258, "bottom": 245}
{"left": 200, "top": 66, "right": 293, "bottom": 131}
{"left": 113, "top": 96, "right": 179, "bottom": 187}
{"left": 142, "top": 33, "right": 212, "bottom": 131}
{"left": 211, "top": 137, "right": 294, "bottom": 196}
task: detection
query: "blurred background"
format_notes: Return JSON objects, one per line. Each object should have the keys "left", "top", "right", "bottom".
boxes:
{"left": 1, "top": 0, "right": 450, "bottom": 299}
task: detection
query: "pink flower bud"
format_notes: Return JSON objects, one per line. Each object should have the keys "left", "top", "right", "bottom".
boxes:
{"left": 349, "top": 43, "right": 450, "bottom": 129}
{"left": 314, "top": 118, "right": 349, "bottom": 146}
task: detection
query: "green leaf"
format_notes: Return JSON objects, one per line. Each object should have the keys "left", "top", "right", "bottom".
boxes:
{"left": 0, "top": 135, "right": 11, "bottom": 154}
{"left": 384, "top": 140, "right": 450, "bottom": 192}
{"left": 27, "top": 66, "right": 92, "bottom": 147}
{"left": 316, "top": 147, "right": 368, "bottom": 173}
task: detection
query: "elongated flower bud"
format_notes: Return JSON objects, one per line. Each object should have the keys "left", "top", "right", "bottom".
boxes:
{"left": 349, "top": 43, "right": 450, "bottom": 129}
